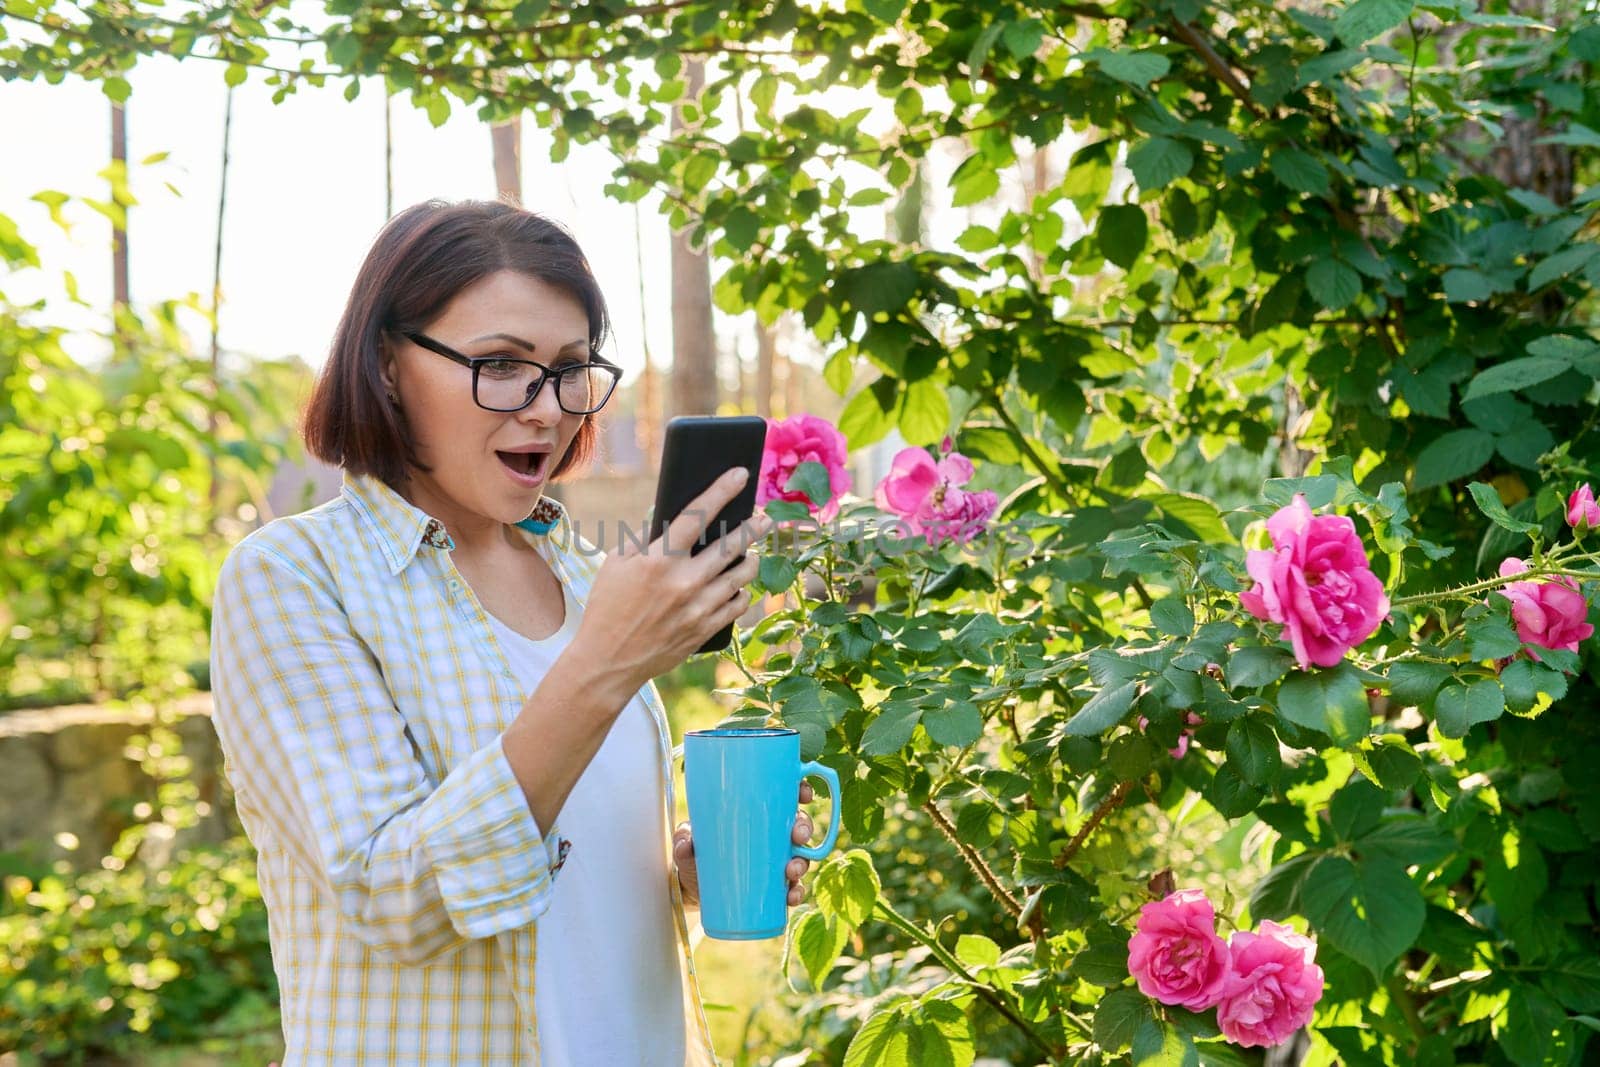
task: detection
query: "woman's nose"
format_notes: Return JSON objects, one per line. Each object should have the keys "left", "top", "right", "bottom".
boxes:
{"left": 518, "top": 376, "right": 565, "bottom": 424}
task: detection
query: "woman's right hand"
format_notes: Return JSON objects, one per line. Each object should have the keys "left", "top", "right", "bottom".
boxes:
{"left": 571, "top": 466, "right": 772, "bottom": 695}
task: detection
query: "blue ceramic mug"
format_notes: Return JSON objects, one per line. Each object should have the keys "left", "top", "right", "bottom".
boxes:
{"left": 683, "top": 727, "right": 841, "bottom": 940}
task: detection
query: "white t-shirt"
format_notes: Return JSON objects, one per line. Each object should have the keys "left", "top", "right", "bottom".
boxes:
{"left": 485, "top": 577, "right": 687, "bottom": 1066}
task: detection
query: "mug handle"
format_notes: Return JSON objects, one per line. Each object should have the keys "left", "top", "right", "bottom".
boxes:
{"left": 793, "top": 761, "right": 842, "bottom": 862}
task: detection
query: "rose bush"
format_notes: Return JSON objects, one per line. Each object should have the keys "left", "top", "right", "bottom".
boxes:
{"left": 729, "top": 420, "right": 1600, "bottom": 1065}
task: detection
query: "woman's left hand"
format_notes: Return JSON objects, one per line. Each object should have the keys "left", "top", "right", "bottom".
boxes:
{"left": 673, "top": 781, "right": 817, "bottom": 909}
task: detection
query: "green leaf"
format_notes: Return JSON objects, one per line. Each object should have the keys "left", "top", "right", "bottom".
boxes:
{"left": 1270, "top": 148, "right": 1331, "bottom": 196}
{"left": 224, "top": 62, "right": 248, "bottom": 88}
{"left": 1434, "top": 679, "right": 1506, "bottom": 738}
{"left": 1126, "top": 137, "right": 1195, "bottom": 190}
{"left": 1001, "top": 18, "right": 1045, "bottom": 59}
{"left": 1499, "top": 986, "right": 1572, "bottom": 1066}
{"left": 912, "top": 999, "right": 976, "bottom": 1067}
{"left": 966, "top": 20, "right": 1006, "bottom": 79}
{"left": 1463, "top": 356, "right": 1570, "bottom": 402}
{"left": 1249, "top": 851, "right": 1318, "bottom": 922}
{"left": 1094, "top": 988, "right": 1154, "bottom": 1053}
{"left": 842, "top": 261, "right": 917, "bottom": 316}
{"left": 1334, "top": 0, "right": 1414, "bottom": 44}
{"left": 1132, "top": 1020, "right": 1200, "bottom": 1067}
{"left": 784, "top": 460, "right": 833, "bottom": 510}
{"left": 813, "top": 849, "right": 880, "bottom": 927}
{"left": 1306, "top": 259, "right": 1361, "bottom": 310}
{"left": 860, "top": 702, "right": 923, "bottom": 755}
{"left": 1500, "top": 658, "right": 1567, "bottom": 713}
{"left": 1528, "top": 243, "right": 1598, "bottom": 291}
{"left": 844, "top": 1007, "right": 912, "bottom": 1067}
{"left": 793, "top": 908, "right": 849, "bottom": 988}
{"left": 1086, "top": 48, "right": 1172, "bottom": 87}
{"left": 1071, "top": 937, "right": 1133, "bottom": 986}
{"left": 1330, "top": 779, "right": 1386, "bottom": 841}
{"left": 764, "top": 500, "right": 812, "bottom": 523}
{"left": 1385, "top": 662, "right": 1451, "bottom": 707}
{"left": 1276, "top": 665, "right": 1371, "bottom": 745}
{"left": 1228, "top": 647, "right": 1296, "bottom": 690}
{"left": 1064, "top": 680, "right": 1140, "bottom": 736}
{"left": 1413, "top": 429, "right": 1495, "bottom": 490}
{"left": 1465, "top": 617, "right": 1523, "bottom": 662}
{"left": 1442, "top": 268, "right": 1493, "bottom": 303}
{"left": 898, "top": 378, "right": 951, "bottom": 446}
{"left": 955, "top": 933, "right": 1002, "bottom": 968}
{"left": 839, "top": 380, "right": 896, "bottom": 449}
{"left": 759, "top": 554, "right": 799, "bottom": 592}
{"left": 1466, "top": 482, "right": 1541, "bottom": 534}
{"left": 1226, "top": 714, "right": 1283, "bottom": 786}
{"left": 1149, "top": 492, "right": 1235, "bottom": 543}
{"left": 1365, "top": 736, "right": 1423, "bottom": 790}
{"left": 1150, "top": 597, "right": 1195, "bottom": 637}
{"left": 1098, "top": 204, "right": 1148, "bottom": 270}
{"left": 1301, "top": 854, "right": 1424, "bottom": 978}
{"left": 922, "top": 700, "right": 982, "bottom": 747}
{"left": 1205, "top": 761, "right": 1264, "bottom": 817}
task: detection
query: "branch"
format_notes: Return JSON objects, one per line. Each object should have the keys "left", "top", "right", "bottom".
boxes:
{"left": 1167, "top": 19, "right": 1267, "bottom": 120}
{"left": 1054, "top": 780, "right": 1134, "bottom": 868}
{"left": 923, "top": 801, "right": 1023, "bottom": 919}
{"left": 987, "top": 389, "right": 1077, "bottom": 502}
{"left": 873, "top": 898, "right": 1064, "bottom": 1062}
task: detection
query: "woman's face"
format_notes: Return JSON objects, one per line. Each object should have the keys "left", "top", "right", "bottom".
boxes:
{"left": 382, "top": 269, "right": 592, "bottom": 527}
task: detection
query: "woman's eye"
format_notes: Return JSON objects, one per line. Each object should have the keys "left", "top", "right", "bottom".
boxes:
{"left": 479, "top": 358, "right": 525, "bottom": 378}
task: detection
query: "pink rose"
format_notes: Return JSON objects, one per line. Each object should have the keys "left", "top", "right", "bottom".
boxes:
{"left": 1216, "top": 921, "right": 1325, "bottom": 1048}
{"left": 875, "top": 444, "right": 998, "bottom": 547}
{"left": 1496, "top": 557, "right": 1593, "bottom": 663}
{"left": 756, "top": 415, "right": 852, "bottom": 523}
{"left": 1568, "top": 484, "right": 1600, "bottom": 533}
{"left": 1239, "top": 494, "right": 1389, "bottom": 669}
{"left": 1126, "top": 889, "right": 1230, "bottom": 1010}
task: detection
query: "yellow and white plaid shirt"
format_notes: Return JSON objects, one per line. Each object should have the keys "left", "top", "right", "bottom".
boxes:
{"left": 209, "top": 471, "right": 717, "bottom": 1065}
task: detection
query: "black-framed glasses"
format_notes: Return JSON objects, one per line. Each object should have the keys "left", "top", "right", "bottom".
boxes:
{"left": 402, "top": 330, "right": 622, "bottom": 414}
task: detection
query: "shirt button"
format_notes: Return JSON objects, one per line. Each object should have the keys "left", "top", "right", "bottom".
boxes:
{"left": 447, "top": 578, "right": 460, "bottom": 591}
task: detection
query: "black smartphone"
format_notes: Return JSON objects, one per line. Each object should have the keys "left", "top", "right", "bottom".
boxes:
{"left": 647, "top": 415, "right": 769, "bottom": 654}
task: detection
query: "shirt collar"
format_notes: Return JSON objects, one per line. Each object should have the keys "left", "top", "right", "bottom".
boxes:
{"left": 339, "top": 471, "right": 570, "bottom": 576}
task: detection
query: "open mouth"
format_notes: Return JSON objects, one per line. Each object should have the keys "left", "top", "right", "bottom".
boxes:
{"left": 496, "top": 450, "right": 548, "bottom": 482}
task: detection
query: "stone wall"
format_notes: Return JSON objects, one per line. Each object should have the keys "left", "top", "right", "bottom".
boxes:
{"left": 0, "top": 694, "right": 234, "bottom": 867}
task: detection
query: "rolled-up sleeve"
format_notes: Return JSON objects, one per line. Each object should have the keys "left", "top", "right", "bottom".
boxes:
{"left": 209, "top": 540, "right": 565, "bottom": 965}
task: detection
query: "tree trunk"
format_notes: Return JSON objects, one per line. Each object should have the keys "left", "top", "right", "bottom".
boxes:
{"left": 491, "top": 116, "right": 522, "bottom": 204}
{"left": 633, "top": 204, "right": 665, "bottom": 468}
{"left": 669, "top": 59, "right": 718, "bottom": 419}
{"left": 755, "top": 320, "right": 776, "bottom": 419}
{"left": 384, "top": 88, "right": 394, "bottom": 218}
{"left": 110, "top": 100, "right": 130, "bottom": 329}
{"left": 209, "top": 87, "right": 235, "bottom": 506}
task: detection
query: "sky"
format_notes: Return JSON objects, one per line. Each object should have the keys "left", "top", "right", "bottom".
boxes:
{"left": 0, "top": 13, "right": 1083, "bottom": 397}
{"left": 0, "top": 45, "right": 686, "bottom": 379}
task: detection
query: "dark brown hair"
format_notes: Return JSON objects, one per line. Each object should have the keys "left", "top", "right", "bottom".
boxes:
{"left": 303, "top": 199, "right": 612, "bottom": 488}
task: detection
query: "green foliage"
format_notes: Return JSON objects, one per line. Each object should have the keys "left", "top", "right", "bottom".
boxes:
{"left": 0, "top": 207, "right": 302, "bottom": 711}
{"left": 0, "top": 836, "right": 277, "bottom": 1060}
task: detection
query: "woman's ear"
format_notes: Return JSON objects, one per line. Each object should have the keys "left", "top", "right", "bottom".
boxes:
{"left": 379, "top": 338, "right": 400, "bottom": 399}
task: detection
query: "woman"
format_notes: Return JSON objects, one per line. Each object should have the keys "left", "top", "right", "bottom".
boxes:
{"left": 209, "top": 199, "right": 818, "bottom": 1065}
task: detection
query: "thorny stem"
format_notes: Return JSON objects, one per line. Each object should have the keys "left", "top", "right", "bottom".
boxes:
{"left": 1054, "top": 780, "right": 1135, "bottom": 868}
{"left": 923, "top": 801, "right": 1023, "bottom": 919}
{"left": 1390, "top": 557, "right": 1600, "bottom": 609}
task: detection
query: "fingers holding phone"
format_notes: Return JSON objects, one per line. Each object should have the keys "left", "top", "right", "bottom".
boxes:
{"left": 575, "top": 420, "right": 774, "bottom": 689}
